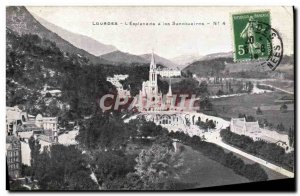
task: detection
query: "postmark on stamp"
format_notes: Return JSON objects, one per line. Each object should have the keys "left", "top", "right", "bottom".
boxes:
{"left": 232, "top": 11, "right": 283, "bottom": 71}
{"left": 232, "top": 11, "right": 271, "bottom": 61}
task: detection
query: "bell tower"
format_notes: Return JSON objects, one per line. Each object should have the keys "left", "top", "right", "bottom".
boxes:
{"left": 149, "top": 50, "right": 157, "bottom": 91}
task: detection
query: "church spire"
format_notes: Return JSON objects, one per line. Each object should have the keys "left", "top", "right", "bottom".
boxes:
{"left": 150, "top": 49, "right": 156, "bottom": 69}
{"left": 167, "top": 78, "right": 172, "bottom": 97}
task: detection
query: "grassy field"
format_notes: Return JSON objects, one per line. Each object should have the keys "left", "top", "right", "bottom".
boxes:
{"left": 205, "top": 92, "right": 294, "bottom": 133}
{"left": 178, "top": 144, "right": 249, "bottom": 189}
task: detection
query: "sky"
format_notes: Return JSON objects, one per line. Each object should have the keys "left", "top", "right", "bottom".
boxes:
{"left": 27, "top": 6, "right": 293, "bottom": 59}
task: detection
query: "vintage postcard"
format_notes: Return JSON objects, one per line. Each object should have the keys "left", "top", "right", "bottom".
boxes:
{"left": 6, "top": 6, "right": 295, "bottom": 191}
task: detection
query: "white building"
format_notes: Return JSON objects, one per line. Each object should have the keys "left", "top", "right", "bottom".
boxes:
{"left": 35, "top": 114, "right": 58, "bottom": 132}
{"left": 230, "top": 118, "right": 291, "bottom": 151}
{"left": 230, "top": 118, "right": 261, "bottom": 135}
{"left": 156, "top": 68, "right": 181, "bottom": 78}
{"left": 35, "top": 114, "right": 58, "bottom": 143}
{"left": 41, "top": 84, "right": 62, "bottom": 97}
{"left": 6, "top": 106, "right": 28, "bottom": 135}
{"left": 107, "top": 74, "right": 131, "bottom": 98}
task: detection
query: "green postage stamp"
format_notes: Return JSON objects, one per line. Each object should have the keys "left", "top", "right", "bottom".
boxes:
{"left": 232, "top": 11, "right": 272, "bottom": 62}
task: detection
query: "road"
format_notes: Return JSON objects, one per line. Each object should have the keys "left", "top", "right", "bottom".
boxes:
{"left": 260, "top": 83, "right": 294, "bottom": 95}
{"left": 125, "top": 111, "right": 295, "bottom": 179}
{"left": 206, "top": 131, "right": 294, "bottom": 178}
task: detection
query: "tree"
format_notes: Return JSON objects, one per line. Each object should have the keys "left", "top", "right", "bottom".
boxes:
{"left": 238, "top": 113, "right": 246, "bottom": 118}
{"left": 246, "top": 115, "right": 256, "bottom": 122}
{"left": 242, "top": 163, "right": 268, "bottom": 181}
{"left": 185, "top": 70, "right": 193, "bottom": 78}
{"left": 76, "top": 114, "right": 132, "bottom": 150}
{"left": 247, "top": 81, "right": 254, "bottom": 93}
{"left": 92, "top": 151, "right": 135, "bottom": 189}
{"left": 28, "top": 136, "right": 41, "bottom": 178}
{"left": 196, "top": 120, "right": 208, "bottom": 130}
{"left": 34, "top": 145, "right": 98, "bottom": 190}
{"left": 288, "top": 127, "right": 294, "bottom": 147}
{"left": 172, "top": 79, "right": 208, "bottom": 97}
{"left": 277, "top": 123, "right": 285, "bottom": 132}
{"left": 207, "top": 120, "right": 216, "bottom": 129}
{"left": 46, "top": 99, "right": 61, "bottom": 116}
{"left": 68, "top": 170, "right": 99, "bottom": 190}
{"left": 45, "top": 92, "right": 52, "bottom": 98}
{"left": 21, "top": 164, "right": 32, "bottom": 177}
{"left": 139, "top": 121, "right": 168, "bottom": 138}
{"left": 220, "top": 128, "right": 293, "bottom": 172}
{"left": 282, "top": 152, "right": 294, "bottom": 172}
{"left": 256, "top": 107, "right": 263, "bottom": 115}
{"left": 122, "top": 172, "right": 144, "bottom": 190}
{"left": 134, "top": 144, "right": 186, "bottom": 190}
{"left": 200, "top": 97, "right": 212, "bottom": 111}
{"left": 280, "top": 103, "right": 288, "bottom": 113}
{"left": 216, "top": 89, "right": 224, "bottom": 96}
{"left": 190, "top": 135, "right": 201, "bottom": 145}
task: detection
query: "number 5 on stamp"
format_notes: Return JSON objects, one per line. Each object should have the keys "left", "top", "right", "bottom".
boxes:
{"left": 232, "top": 11, "right": 272, "bottom": 62}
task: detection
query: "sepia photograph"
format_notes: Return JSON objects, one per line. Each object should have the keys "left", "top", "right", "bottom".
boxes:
{"left": 5, "top": 5, "right": 295, "bottom": 191}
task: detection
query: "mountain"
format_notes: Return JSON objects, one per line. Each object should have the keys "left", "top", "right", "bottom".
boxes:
{"left": 6, "top": 6, "right": 181, "bottom": 67}
{"left": 6, "top": 28, "right": 117, "bottom": 115}
{"left": 6, "top": 6, "right": 111, "bottom": 65}
{"left": 100, "top": 50, "right": 149, "bottom": 65}
{"left": 32, "top": 13, "right": 117, "bottom": 56}
{"left": 183, "top": 56, "right": 233, "bottom": 76}
{"left": 198, "top": 52, "right": 232, "bottom": 61}
{"left": 170, "top": 53, "right": 203, "bottom": 69}
{"left": 182, "top": 52, "right": 233, "bottom": 76}
{"left": 100, "top": 51, "right": 178, "bottom": 67}
{"left": 171, "top": 52, "right": 232, "bottom": 70}
{"left": 183, "top": 51, "right": 295, "bottom": 78}
{"left": 139, "top": 53, "right": 177, "bottom": 68}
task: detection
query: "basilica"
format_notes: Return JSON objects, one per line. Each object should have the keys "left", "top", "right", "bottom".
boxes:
{"left": 137, "top": 52, "right": 174, "bottom": 112}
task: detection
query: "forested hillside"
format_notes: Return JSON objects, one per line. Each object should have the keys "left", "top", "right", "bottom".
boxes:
{"left": 6, "top": 28, "right": 116, "bottom": 119}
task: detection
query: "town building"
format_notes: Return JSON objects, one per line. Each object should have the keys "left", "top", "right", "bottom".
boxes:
{"left": 156, "top": 67, "right": 181, "bottom": 78}
{"left": 35, "top": 114, "right": 58, "bottom": 143}
{"left": 6, "top": 106, "right": 28, "bottom": 135}
{"left": 41, "top": 84, "right": 62, "bottom": 97}
{"left": 230, "top": 118, "right": 261, "bottom": 135}
{"left": 35, "top": 115, "right": 58, "bottom": 132}
{"left": 230, "top": 118, "right": 291, "bottom": 151}
{"left": 6, "top": 107, "right": 58, "bottom": 143}
{"left": 6, "top": 135, "right": 22, "bottom": 179}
